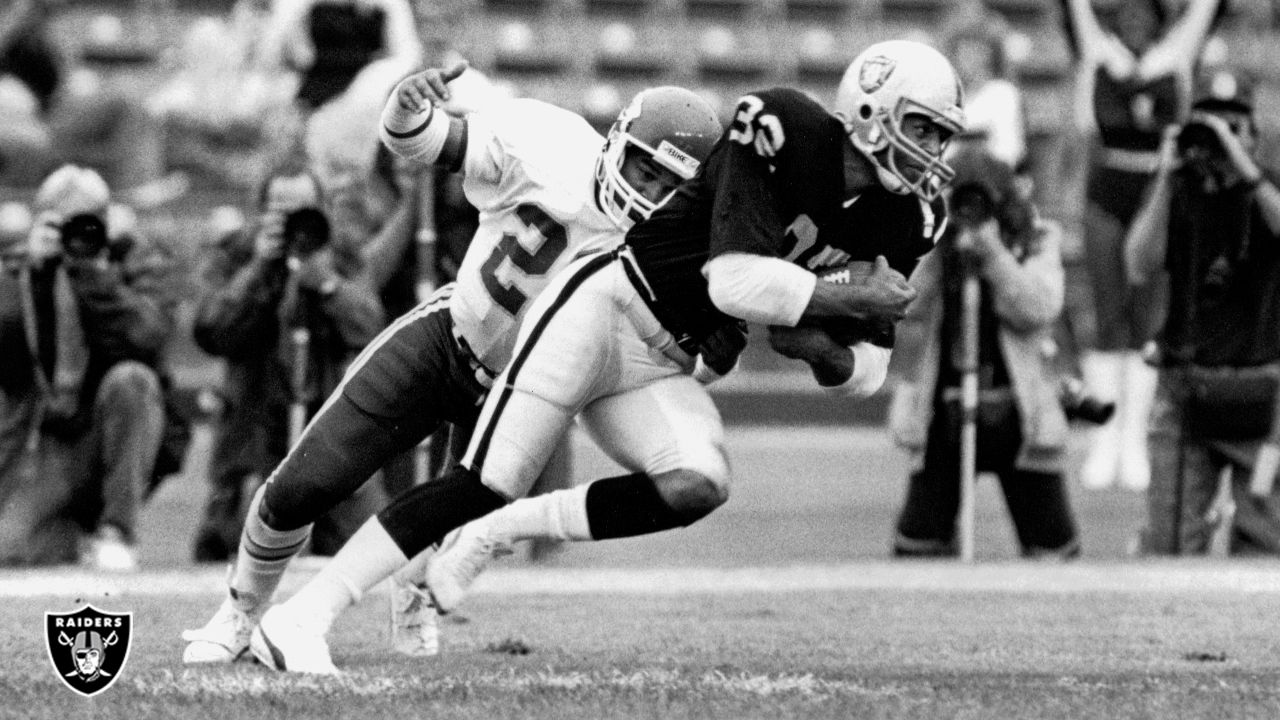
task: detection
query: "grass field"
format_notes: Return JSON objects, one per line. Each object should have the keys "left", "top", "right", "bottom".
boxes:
{"left": 3, "top": 426, "right": 1279, "bottom": 718}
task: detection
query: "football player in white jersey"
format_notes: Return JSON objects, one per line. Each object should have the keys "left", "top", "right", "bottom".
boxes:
{"left": 181, "top": 62, "right": 724, "bottom": 669}
{"left": 246, "top": 40, "right": 961, "bottom": 674}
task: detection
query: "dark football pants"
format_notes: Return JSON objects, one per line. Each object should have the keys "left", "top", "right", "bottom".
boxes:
{"left": 894, "top": 396, "right": 1079, "bottom": 557}
{"left": 261, "top": 299, "right": 485, "bottom": 531}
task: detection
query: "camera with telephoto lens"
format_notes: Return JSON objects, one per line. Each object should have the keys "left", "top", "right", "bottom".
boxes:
{"left": 1176, "top": 119, "right": 1224, "bottom": 157}
{"left": 59, "top": 213, "right": 109, "bottom": 259}
{"left": 949, "top": 180, "right": 996, "bottom": 231}
{"left": 281, "top": 207, "right": 331, "bottom": 257}
{"left": 1176, "top": 113, "right": 1249, "bottom": 159}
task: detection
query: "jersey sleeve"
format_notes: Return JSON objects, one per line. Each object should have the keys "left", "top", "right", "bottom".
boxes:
{"left": 705, "top": 139, "right": 789, "bottom": 259}
{"left": 459, "top": 99, "right": 599, "bottom": 210}
{"left": 708, "top": 89, "right": 841, "bottom": 260}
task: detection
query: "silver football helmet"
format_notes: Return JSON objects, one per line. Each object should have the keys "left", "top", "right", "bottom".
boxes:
{"left": 835, "top": 40, "right": 966, "bottom": 202}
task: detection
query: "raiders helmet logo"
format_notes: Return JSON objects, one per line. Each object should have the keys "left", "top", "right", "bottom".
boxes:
{"left": 859, "top": 56, "right": 897, "bottom": 93}
{"left": 46, "top": 605, "right": 133, "bottom": 697}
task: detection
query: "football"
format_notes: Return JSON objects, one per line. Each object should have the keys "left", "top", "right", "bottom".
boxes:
{"left": 815, "top": 260, "right": 875, "bottom": 285}
{"left": 808, "top": 261, "right": 886, "bottom": 346}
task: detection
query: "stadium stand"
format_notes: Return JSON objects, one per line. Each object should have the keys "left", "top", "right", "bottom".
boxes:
{"left": 6, "top": 0, "right": 1279, "bottom": 397}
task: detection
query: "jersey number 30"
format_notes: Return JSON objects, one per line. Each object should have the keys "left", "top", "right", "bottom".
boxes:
{"left": 729, "top": 95, "right": 785, "bottom": 158}
{"left": 480, "top": 204, "right": 568, "bottom": 315}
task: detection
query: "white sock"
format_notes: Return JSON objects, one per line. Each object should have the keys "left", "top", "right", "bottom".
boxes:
{"left": 391, "top": 545, "right": 436, "bottom": 587}
{"left": 1080, "top": 351, "right": 1124, "bottom": 489}
{"left": 280, "top": 518, "right": 408, "bottom": 634}
{"left": 228, "top": 485, "right": 311, "bottom": 614}
{"left": 1119, "top": 353, "right": 1157, "bottom": 490}
{"left": 486, "top": 485, "right": 594, "bottom": 544}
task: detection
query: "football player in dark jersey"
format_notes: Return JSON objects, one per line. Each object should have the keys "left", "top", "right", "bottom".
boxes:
{"left": 251, "top": 40, "right": 965, "bottom": 672}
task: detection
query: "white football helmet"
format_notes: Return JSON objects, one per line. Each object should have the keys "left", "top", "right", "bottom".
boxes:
{"left": 835, "top": 40, "right": 966, "bottom": 202}
{"left": 595, "top": 86, "right": 722, "bottom": 228}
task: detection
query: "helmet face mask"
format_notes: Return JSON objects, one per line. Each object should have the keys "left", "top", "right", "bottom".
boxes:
{"left": 596, "top": 87, "right": 722, "bottom": 228}
{"left": 837, "top": 40, "right": 966, "bottom": 203}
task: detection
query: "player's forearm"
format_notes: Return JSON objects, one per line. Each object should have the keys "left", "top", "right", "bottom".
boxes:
{"left": 380, "top": 91, "right": 464, "bottom": 168}
{"left": 1250, "top": 175, "right": 1280, "bottom": 239}
{"left": 705, "top": 253, "right": 814, "bottom": 326}
{"left": 1061, "top": 0, "right": 1105, "bottom": 56}
{"left": 1123, "top": 168, "right": 1173, "bottom": 285}
{"left": 803, "top": 279, "right": 904, "bottom": 321}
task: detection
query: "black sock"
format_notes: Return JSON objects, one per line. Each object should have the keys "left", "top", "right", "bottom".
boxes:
{"left": 376, "top": 464, "right": 506, "bottom": 558}
{"left": 584, "top": 473, "right": 692, "bottom": 540}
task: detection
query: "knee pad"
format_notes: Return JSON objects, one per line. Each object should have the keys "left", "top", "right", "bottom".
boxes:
{"left": 652, "top": 469, "right": 728, "bottom": 523}
{"left": 585, "top": 471, "right": 723, "bottom": 540}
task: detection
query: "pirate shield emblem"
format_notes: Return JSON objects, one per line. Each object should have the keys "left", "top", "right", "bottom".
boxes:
{"left": 859, "top": 55, "right": 897, "bottom": 93}
{"left": 45, "top": 605, "right": 132, "bottom": 697}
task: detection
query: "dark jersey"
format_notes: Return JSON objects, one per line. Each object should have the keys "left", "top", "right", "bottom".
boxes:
{"left": 1161, "top": 170, "right": 1280, "bottom": 367}
{"left": 626, "top": 88, "right": 944, "bottom": 348}
{"left": 1092, "top": 70, "right": 1185, "bottom": 152}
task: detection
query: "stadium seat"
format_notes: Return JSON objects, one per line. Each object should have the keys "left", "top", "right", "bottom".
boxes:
{"left": 982, "top": 0, "right": 1050, "bottom": 29}
{"left": 784, "top": 24, "right": 864, "bottom": 86}
{"left": 482, "top": 0, "right": 554, "bottom": 14}
{"left": 489, "top": 18, "right": 575, "bottom": 77}
{"left": 1013, "top": 29, "right": 1073, "bottom": 87}
{"left": 693, "top": 24, "right": 772, "bottom": 85}
{"left": 875, "top": 0, "right": 950, "bottom": 27}
{"left": 584, "top": 0, "right": 656, "bottom": 17}
{"left": 593, "top": 21, "right": 674, "bottom": 81}
{"left": 782, "top": 0, "right": 855, "bottom": 25}
{"left": 686, "top": 0, "right": 760, "bottom": 22}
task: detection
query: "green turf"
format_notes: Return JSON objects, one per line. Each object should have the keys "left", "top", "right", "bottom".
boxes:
{"left": 0, "top": 427, "right": 1268, "bottom": 716}
{"left": 4, "top": 586, "right": 1279, "bottom": 719}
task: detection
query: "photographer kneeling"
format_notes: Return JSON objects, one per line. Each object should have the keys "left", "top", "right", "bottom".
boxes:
{"left": 193, "top": 161, "right": 385, "bottom": 561}
{"left": 1125, "top": 70, "right": 1280, "bottom": 555}
{"left": 0, "top": 165, "right": 175, "bottom": 570}
{"left": 888, "top": 150, "right": 1080, "bottom": 559}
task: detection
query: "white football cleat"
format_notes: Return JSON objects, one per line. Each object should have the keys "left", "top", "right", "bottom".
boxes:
{"left": 389, "top": 576, "right": 440, "bottom": 657}
{"left": 425, "top": 520, "right": 512, "bottom": 614}
{"left": 182, "top": 597, "right": 259, "bottom": 664}
{"left": 250, "top": 605, "right": 339, "bottom": 675}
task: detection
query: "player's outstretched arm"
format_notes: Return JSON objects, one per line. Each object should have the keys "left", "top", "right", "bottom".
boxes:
{"left": 379, "top": 62, "right": 469, "bottom": 168}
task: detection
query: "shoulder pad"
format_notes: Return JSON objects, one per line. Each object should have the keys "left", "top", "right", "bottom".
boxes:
{"left": 727, "top": 88, "right": 827, "bottom": 159}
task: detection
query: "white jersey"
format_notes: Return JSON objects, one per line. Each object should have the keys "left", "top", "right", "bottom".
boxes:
{"left": 449, "top": 98, "right": 623, "bottom": 371}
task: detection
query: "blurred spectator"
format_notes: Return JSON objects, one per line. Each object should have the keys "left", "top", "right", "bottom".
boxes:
{"left": 1124, "top": 69, "right": 1280, "bottom": 555}
{"left": 944, "top": 17, "right": 1027, "bottom": 170}
{"left": 1058, "top": 0, "right": 1227, "bottom": 492}
{"left": 0, "top": 165, "right": 179, "bottom": 570}
{"left": 260, "top": 0, "right": 422, "bottom": 113}
{"left": 944, "top": 16, "right": 1115, "bottom": 432}
{"left": 317, "top": 61, "right": 496, "bottom": 493}
{"left": 191, "top": 160, "right": 387, "bottom": 562}
{"left": 889, "top": 151, "right": 1080, "bottom": 559}
{"left": 146, "top": 0, "right": 302, "bottom": 187}
{"left": 0, "top": 0, "right": 165, "bottom": 189}
{"left": 0, "top": 0, "right": 60, "bottom": 184}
